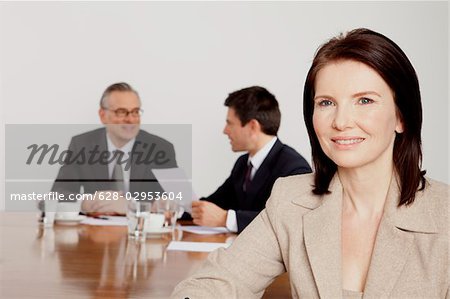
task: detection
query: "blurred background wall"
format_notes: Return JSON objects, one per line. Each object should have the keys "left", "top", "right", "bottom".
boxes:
{"left": 0, "top": 2, "right": 448, "bottom": 210}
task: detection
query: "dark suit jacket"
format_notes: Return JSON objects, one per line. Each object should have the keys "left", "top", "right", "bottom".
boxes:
{"left": 51, "top": 128, "right": 177, "bottom": 197}
{"left": 203, "top": 139, "right": 311, "bottom": 232}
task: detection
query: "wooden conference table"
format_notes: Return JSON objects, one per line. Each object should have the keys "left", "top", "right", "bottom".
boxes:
{"left": 0, "top": 212, "right": 290, "bottom": 298}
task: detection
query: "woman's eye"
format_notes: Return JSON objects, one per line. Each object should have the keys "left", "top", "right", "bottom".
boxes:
{"left": 359, "top": 97, "right": 374, "bottom": 105}
{"left": 317, "top": 99, "right": 333, "bottom": 106}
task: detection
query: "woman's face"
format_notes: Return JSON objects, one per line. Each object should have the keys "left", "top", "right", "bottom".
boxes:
{"left": 312, "top": 60, "right": 403, "bottom": 171}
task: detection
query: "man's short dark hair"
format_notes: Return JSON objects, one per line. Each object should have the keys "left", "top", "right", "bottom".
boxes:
{"left": 100, "top": 82, "right": 140, "bottom": 108}
{"left": 224, "top": 86, "right": 281, "bottom": 136}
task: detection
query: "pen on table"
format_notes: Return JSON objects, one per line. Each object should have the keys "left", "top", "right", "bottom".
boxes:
{"left": 92, "top": 216, "right": 109, "bottom": 220}
{"left": 80, "top": 212, "right": 110, "bottom": 220}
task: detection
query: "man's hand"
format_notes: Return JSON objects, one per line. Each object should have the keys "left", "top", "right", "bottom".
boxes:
{"left": 191, "top": 201, "right": 227, "bottom": 227}
{"left": 81, "top": 191, "right": 127, "bottom": 216}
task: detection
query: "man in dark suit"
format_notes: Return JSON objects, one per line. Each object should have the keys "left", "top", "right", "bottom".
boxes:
{"left": 51, "top": 82, "right": 177, "bottom": 215}
{"left": 191, "top": 86, "right": 311, "bottom": 233}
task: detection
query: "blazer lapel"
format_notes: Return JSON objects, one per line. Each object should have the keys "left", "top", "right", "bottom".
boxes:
{"left": 91, "top": 128, "right": 109, "bottom": 181}
{"left": 363, "top": 214, "right": 414, "bottom": 298}
{"left": 245, "top": 169, "right": 269, "bottom": 202}
{"left": 295, "top": 174, "right": 438, "bottom": 298}
{"left": 302, "top": 176, "right": 343, "bottom": 298}
{"left": 364, "top": 176, "right": 437, "bottom": 297}
{"left": 246, "top": 140, "right": 283, "bottom": 198}
{"left": 130, "top": 132, "right": 147, "bottom": 181}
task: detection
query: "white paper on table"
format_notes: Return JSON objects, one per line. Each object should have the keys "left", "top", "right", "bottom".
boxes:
{"left": 166, "top": 241, "right": 230, "bottom": 252}
{"left": 180, "top": 225, "right": 229, "bottom": 235}
{"left": 80, "top": 216, "right": 128, "bottom": 226}
{"left": 152, "top": 167, "right": 197, "bottom": 213}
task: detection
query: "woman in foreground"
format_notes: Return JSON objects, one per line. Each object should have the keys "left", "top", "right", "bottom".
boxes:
{"left": 172, "top": 28, "right": 449, "bottom": 298}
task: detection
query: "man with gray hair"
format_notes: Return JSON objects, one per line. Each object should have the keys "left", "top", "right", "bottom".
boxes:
{"left": 52, "top": 82, "right": 177, "bottom": 215}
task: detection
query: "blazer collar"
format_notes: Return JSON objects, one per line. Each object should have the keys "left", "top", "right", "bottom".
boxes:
{"left": 383, "top": 178, "right": 437, "bottom": 234}
{"left": 363, "top": 174, "right": 412, "bottom": 297}
{"left": 253, "top": 139, "right": 283, "bottom": 171}
{"left": 300, "top": 175, "right": 343, "bottom": 298}
{"left": 98, "top": 128, "right": 146, "bottom": 180}
{"left": 245, "top": 139, "right": 284, "bottom": 195}
{"left": 292, "top": 173, "right": 437, "bottom": 231}
{"left": 294, "top": 173, "right": 436, "bottom": 298}
{"left": 91, "top": 128, "right": 109, "bottom": 180}
{"left": 364, "top": 176, "right": 437, "bottom": 296}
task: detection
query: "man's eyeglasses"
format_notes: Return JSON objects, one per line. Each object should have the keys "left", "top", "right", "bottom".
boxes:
{"left": 102, "top": 107, "right": 143, "bottom": 118}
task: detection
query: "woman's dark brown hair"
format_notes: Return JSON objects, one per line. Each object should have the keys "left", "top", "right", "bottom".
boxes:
{"left": 303, "top": 28, "right": 426, "bottom": 206}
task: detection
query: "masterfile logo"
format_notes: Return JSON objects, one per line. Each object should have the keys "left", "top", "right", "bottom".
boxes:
{"left": 5, "top": 124, "right": 192, "bottom": 212}
{"left": 26, "top": 141, "right": 172, "bottom": 171}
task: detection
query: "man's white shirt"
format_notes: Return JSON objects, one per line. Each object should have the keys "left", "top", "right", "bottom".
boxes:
{"left": 106, "top": 135, "right": 135, "bottom": 193}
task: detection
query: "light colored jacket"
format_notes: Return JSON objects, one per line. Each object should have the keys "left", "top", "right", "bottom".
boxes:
{"left": 172, "top": 173, "right": 449, "bottom": 298}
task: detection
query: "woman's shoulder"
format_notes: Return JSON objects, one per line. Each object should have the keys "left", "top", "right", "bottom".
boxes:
{"left": 424, "top": 177, "right": 449, "bottom": 190}
{"left": 272, "top": 172, "right": 316, "bottom": 195}
{"left": 277, "top": 172, "right": 315, "bottom": 182}
{"left": 266, "top": 173, "right": 319, "bottom": 209}
{"left": 413, "top": 177, "right": 449, "bottom": 231}
{"left": 422, "top": 177, "right": 449, "bottom": 205}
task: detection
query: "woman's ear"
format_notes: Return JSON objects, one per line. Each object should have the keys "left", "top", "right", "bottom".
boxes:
{"left": 395, "top": 121, "right": 404, "bottom": 133}
{"left": 395, "top": 112, "right": 404, "bottom": 134}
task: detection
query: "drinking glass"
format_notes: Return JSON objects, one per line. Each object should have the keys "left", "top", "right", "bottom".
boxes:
{"left": 43, "top": 198, "right": 58, "bottom": 227}
{"left": 153, "top": 200, "right": 184, "bottom": 235}
{"left": 127, "top": 199, "right": 152, "bottom": 241}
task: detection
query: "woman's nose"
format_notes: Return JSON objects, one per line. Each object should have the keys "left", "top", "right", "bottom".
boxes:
{"left": 332, "top": 105, "right": 354, "bottom": 131}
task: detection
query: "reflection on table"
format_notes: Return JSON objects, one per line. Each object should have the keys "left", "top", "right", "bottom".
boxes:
{"left": 0, "top": 213, "right": 290, "bottom": 298}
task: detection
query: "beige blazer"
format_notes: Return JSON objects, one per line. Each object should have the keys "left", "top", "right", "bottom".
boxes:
{"left": 172, "top": 174, "right": 449, "bottom": 298}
